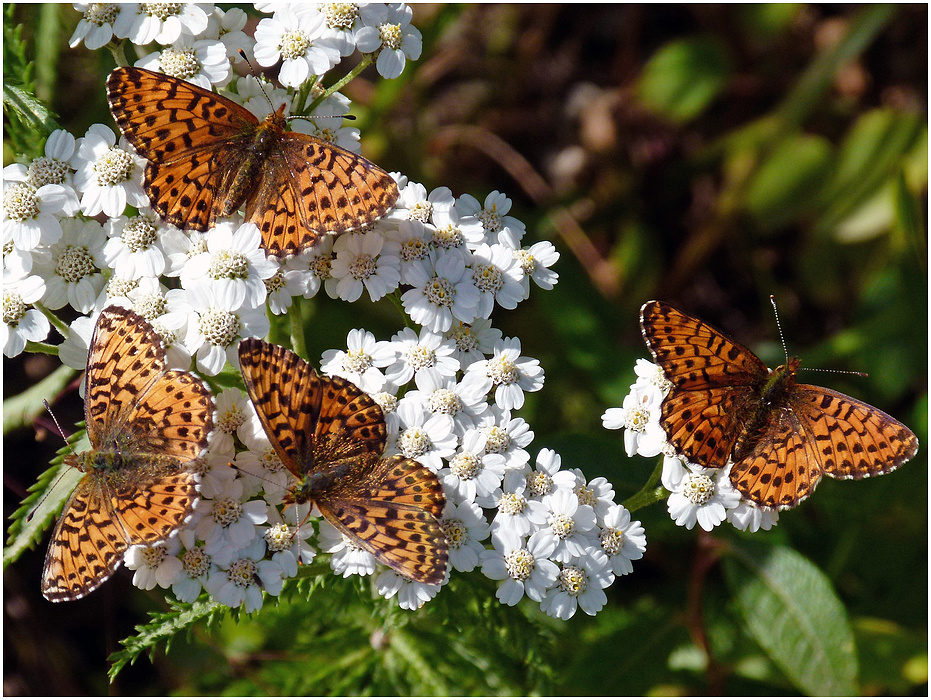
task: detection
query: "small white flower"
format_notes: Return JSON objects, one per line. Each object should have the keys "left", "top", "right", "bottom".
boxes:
{"left": 387, "top": 182, "right": 454, "bottom": 226}
{"left": 33, "top": 218, "right": 107, "bottom": 313}
{"left": 180, "top": 221, "right": 277, "bottom": 309}
{"left": 318, "top": 521, "right": 377, "bottom": 578}
{"left": 598, "top": 504, "right": 647, "bottom": 576}
{"left": 2, "top": 178, "right": 71, "bottom": 251}
{"left": 524, "top": 448, "right": 577, "bottom": 500}
{"left": 572, "top": 472, "right": 616, "bottom": 522}
{"left": 112, "top": 2, "right": 211, "bottom": 46}
{"left": 386, "top": 219, "right": 432, "bottom": 286}
{"left": 253, "top": 7, "right": 340, "bottom": 88}
{"left": 203, "top": 6, "right": 253, "bottom": 60}
{"left": 263, "top": 504, "right": 316, "bottom": 578}
{"left": 429, "top": 205, "right": 484, "bottom": 253}
{"left": 264, "top": 267, "right": 308, "bottom": 315}
{"left": 354, "top": 3, "right": 422, "bottom": 79}
{"left": 488, "top": 471, "right": 549, "bottom": 537}
{"left": 177, "top": 284, "right": 271, "bottom": 376}
{"left": 212, "top": 388, "right": 258, "bottom": 454}
{"left": 375, "top": 568, "right": 445, "bottom": 610}
{"left": 206, "top": 537, "right": 284, "bottom": 613}
{"left": 57, "top": 311, "right": 97, "bottom": 372}
{"left": 400, "top": 372, "right": 489, "bottom": 434}
{"left": 171, "top": 530, "right": 226, "bottom": 603}
{"left": 2, "top": 272, "right": 49, "bottom": 358}
{"left": 666, "top": 463, "right": 741, "bottom": 531}
{"left": 286, "top": 236, "right": 339, "bottom": 299}
{"left": 456, "top": 191, "right": 526, "bottom": 248}
{"left": 479, "top": 407, "right": 533, "bottom": 470}
{"left": 161, "top": 228, "right": 210, "bottom": 277}
{"left": 394, "top": 402, "right": 458, "bottom": 473}
{"left": 438, "top": 500, "right": 490, "bottom": 573}
{"left": 195, "top": 479, "right": 269, "bottom": 561}
{"left": 320, "top": 328, "right": 395, "bottom": 393}
{"left": 124, "top": 537, "right": 183, "bottom": 590}
{"left": 438, "top": 429, "right": 507, "bottom": 505}
{"left": 103, "top": 209, "right": 168, "bottom": 280}
{"left": 71, "top": 124, "right": 148, "bottom": 218}
{"left": 480, "top": 528, "right": 558, "bottom": 606}
{"left": 444, "top": 318, "right": 503, "bottom": 370}
{"left": 727, "top": 500, "right": 779, "bottom": 532}
{"left": 401, "top": 252, "right": 480, "bottom": 333}
{"left": 514, "top": 240, "right": 559, "bottom": 294}
{"left": 330, "top": 230, "right": 401, "bottom": 302}
{"left": 469, "top": 243, "right": 525, "bottom": 317}
{"left": 461, "top": 336, "right": 544, "bottom": 411}
{"left": 69, "top": 3, "right": 121, "bottom": 49}
{"left": 384, "top": 326, "right": 460, "bottom": 387}
{"left": 530, "top": 488, "right": 598, "bottom": 564}
{"left": 135, "top": 37, "right": 231, "bottom": 90}
{"left": 540, "top": 552, "right": 614, "bottom": 620}
{"left": 234, "top": 439, "right": 294, "bottom": 506}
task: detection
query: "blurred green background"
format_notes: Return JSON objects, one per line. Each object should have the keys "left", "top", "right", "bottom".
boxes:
{"left": 4, "top": 4, "right": 926, "bottom": 695}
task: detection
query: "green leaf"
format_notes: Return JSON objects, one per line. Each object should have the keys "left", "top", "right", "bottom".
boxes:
{"left": 108, "top": 598, "right": 225, "bottom": 681}
{"left": 743, "top": 133, "right": 833, "bottom": 230}
{"left": 723, "top": 540, "right": 859, "bottom": 696}
{"left": 636, "top": 37, "right": 730, "bottom": 123}
{"left": 3, "top": 432, "right": 85, "bottom": 568}
{"left": 2, "top": 363, "right": 75, "bottom": 435}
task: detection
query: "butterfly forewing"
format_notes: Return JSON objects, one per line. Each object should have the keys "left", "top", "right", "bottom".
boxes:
{"left": 316, "top": 455, "right": 449, "bottom": 585}
{"left": 107, "top": 66, "right": 400, "bottom": 259}
{"left": 640, "top": 300, "right": 919, "bottom": 509}
{"left": 42, "top": 306, "right": 214, "bottom": 601}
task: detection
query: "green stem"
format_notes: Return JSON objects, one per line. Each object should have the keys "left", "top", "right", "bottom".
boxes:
{"left": 622, "top": 456, "right": 669, "bottom": 513}
{"left": 306, "top": 54, "right": 374, "bottom": 115}
{"left": 35, "top": 302, "right": 69, "bottom": 339}
{"left": 107, "top": 39, "right": 129, "bottom": 67}
{"left": 24, "top": 341, "right": 59, "bottom": 355}
{"left": 289, "top": 299, "right": 308, "bottom": 359}
{"left": 385, "top": 291, "right": 413, "bottom": 328}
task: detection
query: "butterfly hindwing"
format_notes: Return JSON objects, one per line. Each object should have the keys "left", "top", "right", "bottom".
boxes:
{"left": 316, "top": 455, "right": 448, "bottom": 585}
{"left": 42, "top": 479, "right": 128, "bottom": 602}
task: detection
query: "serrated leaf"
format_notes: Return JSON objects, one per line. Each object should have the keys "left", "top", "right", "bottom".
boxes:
{"left": 3, "top": 432, "right": 86, "bottom": 568}
{"left": 108, "top": 598, "right": 224, "bottom": 681}
{"left": 723, "top": 540, "right": 858, "bottom": 696}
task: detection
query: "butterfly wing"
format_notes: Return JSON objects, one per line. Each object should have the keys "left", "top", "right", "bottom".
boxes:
{"left": 731, "top": 383, "right": 919, "bottom": 509}
{"left": 640, "top": 300, "right": 770, "bottom": 468}
{"left": 83, "top": 306, "right": 167, "bottom": 449}
{"left": 244, "top": 132, "right": 400, "bottom": 259}
{"left": 239, "top": 338, "right": 321, "bottom": 474}
{"left": 107, "top": 66, "right": 257, "bottom": 231}
{"left": 316, "top": 454, "right": 449, "bottom": 584}
{"left": 41, "top": 478, "right": 127, "bottom": 602}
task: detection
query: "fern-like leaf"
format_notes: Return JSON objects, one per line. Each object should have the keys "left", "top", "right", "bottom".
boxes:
{"left": 108, "top": 598, "right": 224, "bottom": 681}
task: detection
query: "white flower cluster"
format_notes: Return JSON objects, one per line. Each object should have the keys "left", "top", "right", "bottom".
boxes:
{"left": 5, "top": 3, "right": 648, "bottom": 618}
{"left": 602, "top": 359, "right": 780, "bottom": 533}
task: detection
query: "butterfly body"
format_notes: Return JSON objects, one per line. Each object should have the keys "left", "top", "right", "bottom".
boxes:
{"left": 640, "top": 300, "right": 918, "bottom": 509}
{"left": 42, "top": 306, "right": 215, "bottom": 602}
{"left": 239, "top": 338, "right": 449, "bottom": 584}
{"left": 108, "top": 67, "right": 400, "bottom": 259}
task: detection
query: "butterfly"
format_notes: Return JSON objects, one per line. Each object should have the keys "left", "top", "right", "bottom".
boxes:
{"left": 238, "top": 338, "right": 449, "bottom": 585}
{"left": 42, "top": 306, "right": 215, "bottom": 602}
{"left": 640, "top": 300, "right": 919, "bottom": 510}
{"left": 106, "top": 66, "right": 400, "bottom": 259}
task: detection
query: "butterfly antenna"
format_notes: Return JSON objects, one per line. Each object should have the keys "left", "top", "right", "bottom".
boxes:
{"left": 769, "top": 295, "right": 790, "bottom": 365}
{"left": 770, "top": 296, "right": 868, "bottom": 378}
{"left": 26, "top": 401, "right": 77, "bottom": 523}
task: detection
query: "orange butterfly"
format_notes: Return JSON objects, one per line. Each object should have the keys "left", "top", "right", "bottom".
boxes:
{"left": 42, "top": 306, "right": 214, "bottom": 601}
{"left": 107, "top": 66, "right": 399, "bottom": 259}
{"left": 640, "top": 300, "right": 918, "bottom": 509}
{"left": 239, "top": 338, "right": 449, "bottom": 584}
